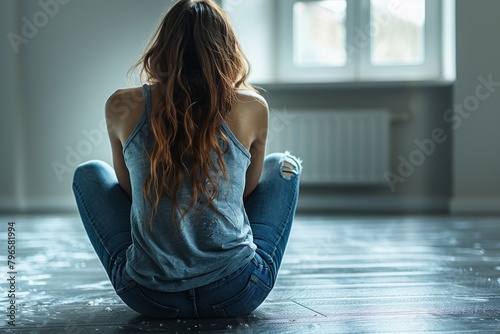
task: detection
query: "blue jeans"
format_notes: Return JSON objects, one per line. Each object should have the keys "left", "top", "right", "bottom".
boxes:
{"left": 72, "top": 152, "right": 301, "bottom": 318}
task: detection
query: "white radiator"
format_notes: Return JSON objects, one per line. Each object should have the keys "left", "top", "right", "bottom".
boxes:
{"left": 266, "top": 109, "right": 390, "bottom": 185}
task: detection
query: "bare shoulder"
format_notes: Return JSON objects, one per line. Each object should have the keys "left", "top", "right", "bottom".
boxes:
{"left": 105, "top": 87, "right": 144, "bottom": 119}
{"left": 235, "top": 90, "right": 269, "bottom": 128}
{"left": 105, "top": 87, "right": 145, "bottom": 141}
{"left": 236, "top": 89, "right": 269, "bottom": 110}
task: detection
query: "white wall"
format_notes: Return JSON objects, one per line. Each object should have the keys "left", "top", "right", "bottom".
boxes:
{"left": 451, "top": 0, "right": 500, "bottom": 214}
{"left": 0, "top": 0, "right": 23, "bottom": 211}
{"left": 2, "top": 0, "right": 172, "bottom": 212}
{"left": 222, "top": 0, "right": 275, "bottom": 83}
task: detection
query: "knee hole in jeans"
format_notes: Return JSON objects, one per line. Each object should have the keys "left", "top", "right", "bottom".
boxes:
{"left": 280, "top": 151, "right": 303, "bottom": 180}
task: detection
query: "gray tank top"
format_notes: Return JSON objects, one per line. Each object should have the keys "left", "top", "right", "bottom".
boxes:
{"left": 123, "top": 84, "right": 256, "bottom": 292}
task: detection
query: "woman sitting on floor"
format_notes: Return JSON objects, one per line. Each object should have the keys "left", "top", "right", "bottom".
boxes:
{"left": 72, "top": 0, "right": 302, "bottom": 318}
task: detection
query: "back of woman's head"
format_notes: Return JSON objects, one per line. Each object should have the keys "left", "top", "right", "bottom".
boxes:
{"left": 133, "top": 0, "right": 252, "bottom": 228}
{"left": 142, "top": 0, "right": 248, "bottom": 90}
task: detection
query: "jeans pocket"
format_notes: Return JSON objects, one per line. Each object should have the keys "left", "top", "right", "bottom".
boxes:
{"left": 117, "top": 281, "right": 180, "bottom": 318}
{"left": 211, "top": 274, "right": 271, "bottom": 318}
{"left": 132, "top": 286, "right": 180, "bottom": 319}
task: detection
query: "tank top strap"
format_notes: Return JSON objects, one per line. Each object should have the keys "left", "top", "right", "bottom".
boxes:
{"left": 142, "top": 84, "right": 152, "bottom": 117}
{"left": 122, "top": 85, "right": 151, "bottom": 153}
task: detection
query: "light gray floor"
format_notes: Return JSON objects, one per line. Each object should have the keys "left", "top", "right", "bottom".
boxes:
{"left": 1, "top": 215, "right": 500, "bottom": 333}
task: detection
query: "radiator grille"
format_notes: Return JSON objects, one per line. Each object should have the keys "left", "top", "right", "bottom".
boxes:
{"left": 266, "top": 109, "right": 390, "bottom": 185}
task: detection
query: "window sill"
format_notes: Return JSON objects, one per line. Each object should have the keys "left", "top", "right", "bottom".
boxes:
{"left": 253, "top": 79, "right": 455, "bottom": 91}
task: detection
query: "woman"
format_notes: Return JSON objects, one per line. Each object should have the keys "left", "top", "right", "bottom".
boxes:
{"left": 72, "top": 0, "right": 301, "bottom": 318}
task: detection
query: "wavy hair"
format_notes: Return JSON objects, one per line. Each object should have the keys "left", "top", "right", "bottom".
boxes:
{"left": 131, "top": 0, "right": 253, "bottom": 229}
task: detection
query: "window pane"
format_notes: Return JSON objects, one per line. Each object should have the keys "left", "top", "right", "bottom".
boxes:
{"left": 293, "top": 0, "right": 347, "bottom": 67}
{"left": 371, "top": 0, "right": 425, "bottom": 66}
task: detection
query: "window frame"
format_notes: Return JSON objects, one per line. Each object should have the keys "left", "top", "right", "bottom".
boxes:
{"left": 278, "top": 0, "right": 444, "bottom": 83}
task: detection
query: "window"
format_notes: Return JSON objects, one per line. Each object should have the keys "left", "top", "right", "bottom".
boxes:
{"left": 278, "top": 0, "right": 445, "bottom": 82}
{"left": 293, "top": 1, "right": 348, "bottom": 67}
{"left": 370, "top": 0, "right": 426, "bottom": 66}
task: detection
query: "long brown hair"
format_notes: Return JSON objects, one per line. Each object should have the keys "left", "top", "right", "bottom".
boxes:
{"left": 132, "top": 0, "right": 252, "bottom": 229}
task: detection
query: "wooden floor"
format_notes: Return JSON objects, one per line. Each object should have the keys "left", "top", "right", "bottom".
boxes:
{"left": 1, "top": 215, "right": 500, "bottom": 333}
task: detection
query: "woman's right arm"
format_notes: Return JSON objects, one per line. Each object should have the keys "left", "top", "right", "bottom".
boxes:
{"left": 243, "top": 97, "right": 269, "bottom": 200}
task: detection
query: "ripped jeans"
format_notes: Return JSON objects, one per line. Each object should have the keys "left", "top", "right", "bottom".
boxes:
{"left": 72, "top": 152, "right": 302, "bottom": 318}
